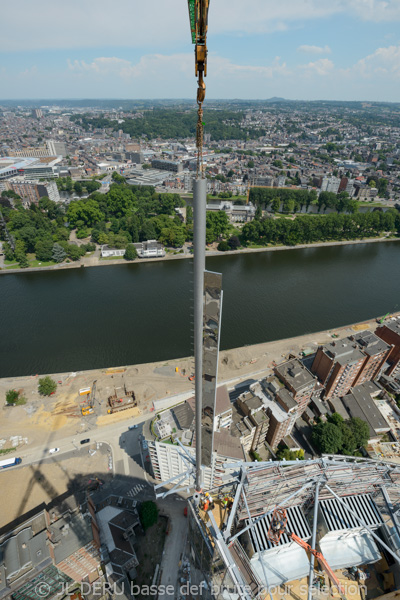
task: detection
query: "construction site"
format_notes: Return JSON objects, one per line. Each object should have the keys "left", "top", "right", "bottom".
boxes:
{"left": 186, "top": 457, "right": 400, "bottom": 600}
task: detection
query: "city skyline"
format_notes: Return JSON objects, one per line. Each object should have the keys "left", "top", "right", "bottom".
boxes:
{"left": 0, "top": 0, "right": 399, "bottom": 101}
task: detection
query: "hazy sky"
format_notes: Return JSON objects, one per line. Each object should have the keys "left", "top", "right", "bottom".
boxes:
{"left": 1, "top": 0, "right": 399, "bottom": 101}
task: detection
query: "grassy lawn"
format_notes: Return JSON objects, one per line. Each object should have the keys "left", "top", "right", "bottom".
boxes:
{"left": 29, "top": 260, "right": 56, "bottom": 268}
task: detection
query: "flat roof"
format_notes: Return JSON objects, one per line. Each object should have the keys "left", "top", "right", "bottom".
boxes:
{"left": 342, "top": 384, "right": 390, "bottom": 435}
{"left": 352, "top": 330, "right": 391, "bottom": 356}
{"left": 275, "top": 358, "right": 315, "bottom": 391}
{"left": 323, "top": 338, "right": 365, "bottom": 366}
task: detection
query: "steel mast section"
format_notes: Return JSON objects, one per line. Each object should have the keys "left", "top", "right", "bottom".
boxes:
{"left": 187, "top": 0, "right": 210, "bottom": 496}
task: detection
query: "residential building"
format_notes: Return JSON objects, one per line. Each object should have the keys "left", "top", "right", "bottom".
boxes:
{"left": 2, "top": 180, "right": 60, "bottom": 206}
{"left": 321, "top": 176, "right": 340, "bottom": 193}
{"left": 214, "top": 385, "right": 232, "bottom": 430}
{"left": 133, "top": 240, "right": 165, "bottom": 258}
{"left": 0, "top": 499, "right": 102, "bottom": 600}
{"left": 351, "top": 330, "right": 392, "bottom": 385}
{"left": 311, "top": 338, "right": 366, "bottom": 399}
{"left": 236, "top": 390, "right": 269, "bottom": 452}
{"left": 274, "top": 358, "right": 317, "bottom": 414}
{"left": 148, "top": 438, "right": 243, "bottom": 489}
{"left": 376, "top": 318, "right": 400, "bottom": 377}
{"left": 151, "top": 159, "right": 183, "bottom": 173}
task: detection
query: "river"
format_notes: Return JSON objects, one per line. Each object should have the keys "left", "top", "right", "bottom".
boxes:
{"left": 1, "top": 241, "right": 399, "bottom": 377}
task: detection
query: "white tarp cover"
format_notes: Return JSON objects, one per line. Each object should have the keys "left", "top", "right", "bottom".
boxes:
{"left": 251, "top": 542, "right": 310, "bottom": 588}
{"left": 319, "top": 530, "right": 381, "bottom": 570}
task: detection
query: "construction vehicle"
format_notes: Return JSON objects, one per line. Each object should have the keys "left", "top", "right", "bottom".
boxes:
{"left": 378, "top": 312, "right": 391, "bottom": 324}
{"left": 81, "top": 380, "right": 96, "bottom": 416}
{"left": 268, "top": 507, "right": 347, "bottom": 600}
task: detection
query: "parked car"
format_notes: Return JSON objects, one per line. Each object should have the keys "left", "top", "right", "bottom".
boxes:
{"left": 128, "top": 424, "right": 138, "bottom": 430}
{"left": 49, "top": 448, "right": 60, "bottom": 454}
{"left": 80, "top": 438, "right": 90, "bottom": 445}
{"left": 142, "top": 439, "right": 148, "bottom": 451}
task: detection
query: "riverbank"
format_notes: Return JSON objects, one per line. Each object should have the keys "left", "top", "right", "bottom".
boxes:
{"left": 1, "top": 311, "right": 398, "bottom": 448}
{"left": 1, "top": 234, "right": 399, "bottom": 275}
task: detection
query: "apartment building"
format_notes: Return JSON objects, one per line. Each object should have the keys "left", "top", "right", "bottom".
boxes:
{"left": 148, "top": 438, "right": 243, "bottom": 490}
{"left": 351, "top": 330, "right": 392, "bottom": 385}
{"left": 151, "top": 159, "right": 183, "bottom": 173}
{"left": 274, "top": 358, "right": 317, "bottom": 415}
{"left": 2, "top": 179, "right": 60, "bottom": 205}
{"left": 236, "top": 391, "right": 270, "bottom": 452}
{"left": 376, "top": 318, "right": 400, "bottom": 377}
{"left": 311, "top": 338, "right": 366, "bottom": 399}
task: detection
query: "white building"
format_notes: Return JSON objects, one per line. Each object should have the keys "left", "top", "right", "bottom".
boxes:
{"left": 100, "top": 246, "right": 126, "bottom": 258}
{"left": 148, "top": 437, "right": 243, "bottom": 490}
{"left": 321, "top": 176, "right": 341, "bottom": 194}
{"left": 133, "top": 240, "right": 165, "bottom": 258}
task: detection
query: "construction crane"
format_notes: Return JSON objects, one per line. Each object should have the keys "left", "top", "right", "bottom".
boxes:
{"left": 187, "top": 0, "right": 210, "bottom": 176}
{"left": 268, "top": 508, "right": 347, "bottom": 600}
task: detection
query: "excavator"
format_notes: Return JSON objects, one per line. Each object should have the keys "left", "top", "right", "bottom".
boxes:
{"left": 268, "top": 507, "right": 347, "bottom": 600}
{"left": 187, "top": 0, "right": 210, "bottom": 175}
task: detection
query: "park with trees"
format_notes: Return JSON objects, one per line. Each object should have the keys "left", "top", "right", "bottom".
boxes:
{"left": 1, "top": 179, "right": 399, "bottom": 270}
{"left": 311, "top": 413, "right": 370, "bottom": 456}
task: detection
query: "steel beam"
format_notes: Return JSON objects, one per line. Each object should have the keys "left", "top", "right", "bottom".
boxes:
{"left": 325, "top": 484, "right": 400, "bottom": 565}
{"left": 193, "top": 177, "right": 207, "bottom": 492}
{"left": 241, "top": 487, "right": 273, "bottom": 600}
{"left": 228, "top": 479, "right": 316, "bottom": 544}
{"left": 307, "top": 481, "right": 321, "bottom": 600}
{"left": 224, "top": 468, "right": 246, "bottom": 540}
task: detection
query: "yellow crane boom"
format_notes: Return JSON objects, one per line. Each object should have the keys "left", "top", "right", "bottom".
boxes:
{"left": 188, "top": 0, "right": 210, "bottom": 176}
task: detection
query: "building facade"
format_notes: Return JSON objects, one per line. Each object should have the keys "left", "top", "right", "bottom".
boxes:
{"left": 376, "top": 319, "right": 400, "bottom": 377}
{"left": 311, "top": 338, "right": 366, "bottom": 399}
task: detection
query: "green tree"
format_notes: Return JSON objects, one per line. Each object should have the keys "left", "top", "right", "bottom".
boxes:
{"left": 347, "top": 417, "right": 369, "bottom": 449}
{"left": 38, "top": 376, "right": 57, "bottom": 396}
{"left": 15, "top": 239, "right": 29, "bottom": 268}
{"left": 311, "top": 421, "right": 343, "bottom": 454}
{"left": 228, "top": 235, "right": 240, "bottom": 250}
{"left": 139, "top": 501, "right": 158, "bottom": 530}
{"left": 276, "top": 448, "right": 305, "bottom": 461}
{"left": 271, "top": 198, "right": 280, "bottom": 213}
{"left": 247, "top": 160, "right": 255, "bottom": 168}
{"left": 218, "top": 240, "right": 230, "bottom": 251}
{"left": 368, "top": 180, "right": 376, "bottom": 188}
{"left": 124, "top": 244, "right": 138, "bottom": 261}
{"left": 67, "top": 244, "right": 84, "bottom": 261}
{"left": 35, "top": 239, "right": 53, "bottom": 262}
{"left": 52, "top": 243, "right": 67, "bottom": 263}
{"left": 6, "top": 390, "right": 19, "bottom": 405}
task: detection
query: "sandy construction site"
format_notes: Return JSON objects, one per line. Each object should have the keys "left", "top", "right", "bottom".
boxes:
{"left": 0, "top": 313, "right": 394, "bottom": 452}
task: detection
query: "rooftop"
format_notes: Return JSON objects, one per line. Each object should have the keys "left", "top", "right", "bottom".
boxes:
{"left": 352, "top": 330, "right": 391, "bottom": 356}
{"left": 274, "top": 358, "right": 315, "bottom": 392}
{"left": 323, "top": 338, "right": 366, "bottom": 365}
